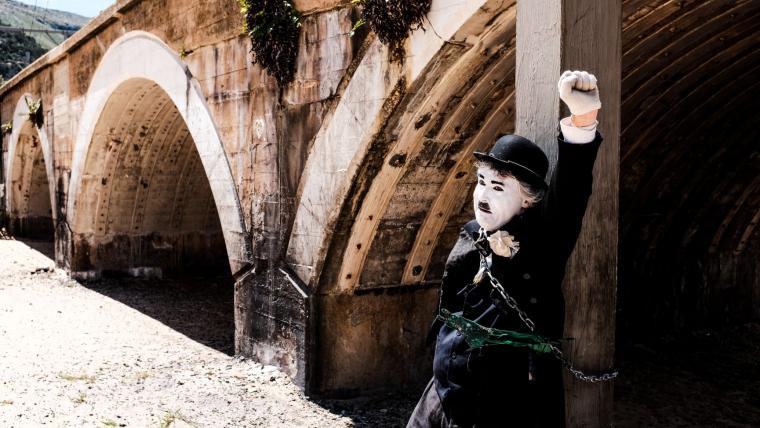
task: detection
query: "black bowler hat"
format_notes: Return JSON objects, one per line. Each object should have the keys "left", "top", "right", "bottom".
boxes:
{"left": 473, "top": 134, "right": 549, "bottom": 190}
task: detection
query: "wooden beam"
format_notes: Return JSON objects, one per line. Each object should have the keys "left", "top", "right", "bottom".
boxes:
{"left": 515, "top": 0, "right": 561, "bottom": 163}
{"left": 516, "top": 1, "right": 621, "bottom": 426}
{"left": 561, "top": 1, "right": 621, "bottom": 427}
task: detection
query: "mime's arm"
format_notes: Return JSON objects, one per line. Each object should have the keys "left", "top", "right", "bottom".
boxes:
{"left": 542, "top": 70, "right": 604, "bottom": 267}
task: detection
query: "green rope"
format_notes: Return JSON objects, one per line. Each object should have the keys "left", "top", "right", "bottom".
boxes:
{"left": 437, "top": 309, "right": 557, "bottom": 353}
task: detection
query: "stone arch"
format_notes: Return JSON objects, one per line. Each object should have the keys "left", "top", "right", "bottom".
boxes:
{"left": 4, "top": 93, "right": 56, "bottom": 238}
{"left": 287, "top": 0, "right": 514, "bottom": 290}
{"left": 619, "top": 0, "right": 760, "bottom": 334}
{"left": 284, "top": 0, "right": 520, "bottom": 393}
{"left": 68, "top": 31, "right": 249, "bottom": 275}
{"left": 328, "top": 7, "right": 519, "bottom": 294}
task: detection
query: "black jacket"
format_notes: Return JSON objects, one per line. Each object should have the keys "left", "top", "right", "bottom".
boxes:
{"left": 431, "top": 131, "right": 603, "bottom": 427}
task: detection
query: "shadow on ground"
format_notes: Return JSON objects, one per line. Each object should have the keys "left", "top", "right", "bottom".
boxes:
{"left": 78, "top": 275, "right": 236, "bottom": 355}
{"left": 614, "top": 322, "right": 760, "bottom": 427}
{"left": 7, "top": 233, "right": 236, "bottom": 356}
{"left": 15, "top": 237, "right": 54, "bottom": 259}
{"left": 315, "top": 390, "right": 420, "bottom": 428}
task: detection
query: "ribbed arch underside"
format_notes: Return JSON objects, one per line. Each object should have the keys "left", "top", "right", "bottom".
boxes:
{"left": 72, "top": 78, "right": 228, "bottom": 276}
{"left": 305, "top": 2, "right": 519, "bottom": 393}
{"left": 620, "top": 0, "right": 760, "bottom": 333}
{"left": 9, "top": 122, "right": 53, "bottom": 238}
{"left": 318, "top": 3, "right": 517, "bottom": 293}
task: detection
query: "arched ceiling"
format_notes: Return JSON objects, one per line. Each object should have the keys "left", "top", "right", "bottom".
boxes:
{"left": 318, "top": 2, "right": 518, "bottom": 292}
{"left": 10, "top": 122, "right": 51, "bottom": 221}
{"left": 621, "top": 0, "right": 760, "bottom": 259}
{"left": 74, "top": 78, "right": 223, "bottom": 244}
{"left": 620, "top": 0, "right": 760, "bottom": 330}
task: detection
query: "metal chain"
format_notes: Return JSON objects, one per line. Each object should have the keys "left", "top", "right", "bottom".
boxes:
{"left": 475, "top": 228, "right": 618, "bottom": 383}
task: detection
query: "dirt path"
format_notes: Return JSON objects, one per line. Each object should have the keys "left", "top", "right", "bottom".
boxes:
{"left": 0, "top": 239, "right": 373, "bottom": 427}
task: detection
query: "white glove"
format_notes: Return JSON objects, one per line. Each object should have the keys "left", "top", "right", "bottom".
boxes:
{"left": 558, "top": 70, "right": 601, "bottom": 115}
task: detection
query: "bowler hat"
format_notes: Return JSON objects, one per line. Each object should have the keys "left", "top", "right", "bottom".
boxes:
{"left": 473, "top": 134, "right": 549, "bottom": 190}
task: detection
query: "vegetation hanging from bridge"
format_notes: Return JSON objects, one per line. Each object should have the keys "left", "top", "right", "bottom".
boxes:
{"left": 24, "top": 96, "right": 43, "bottom": 128}
{"left": 352, "top": 0, "right": 432, "bottom": 47}
{"left": 239, "top": 0, "right": 301, "bottom": 85}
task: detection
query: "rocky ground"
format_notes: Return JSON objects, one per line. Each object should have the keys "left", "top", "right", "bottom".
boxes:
{"left": 0, "top": 235, "right": 757, "bottom": 427}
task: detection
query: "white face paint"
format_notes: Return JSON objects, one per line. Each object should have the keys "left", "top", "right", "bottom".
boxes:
{"left": 473, "top": 166, "right": 525, "bottom": 232}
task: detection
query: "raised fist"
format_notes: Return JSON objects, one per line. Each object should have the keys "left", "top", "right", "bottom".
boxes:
{"left": 558, "top": 70, "right": 601, "bottom": 116}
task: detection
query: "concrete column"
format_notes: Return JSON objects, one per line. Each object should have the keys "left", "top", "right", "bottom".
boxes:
{"left": 516, "top": 1, "right": 621, "bottom": 426}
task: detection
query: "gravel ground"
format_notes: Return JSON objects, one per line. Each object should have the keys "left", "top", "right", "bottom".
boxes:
{"left": 1, "top": 236, "right": 757, "bottom": 427}
{"left": 0, "top": 238, "right": 415, "bottom": 427}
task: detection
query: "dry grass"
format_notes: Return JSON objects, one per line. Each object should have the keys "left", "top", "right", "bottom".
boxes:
{"left": 58, "top": 373, "right": 96, "bottom": 383}
{"left": 158, "top": 410, "right": 195, "bottom": 428}
{"left": 134, "top": 371, "right": 151, "bottom": 381}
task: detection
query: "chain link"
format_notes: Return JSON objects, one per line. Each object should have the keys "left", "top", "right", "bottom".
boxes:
{"left": 474, "top": 228, "right": 618, "bottom": 383}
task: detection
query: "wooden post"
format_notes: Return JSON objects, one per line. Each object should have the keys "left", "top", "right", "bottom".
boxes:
{"left": 515, "top": 0, "right": 562, "bottom": 165}
{"left": 516, "top": 1, "right": 621, "bottom": 427}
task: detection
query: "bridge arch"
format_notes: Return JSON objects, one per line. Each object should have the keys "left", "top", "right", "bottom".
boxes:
{"left": 287, "top": 0, "right": 515, "bottom": 291}
{"left": 4, "top": 93, "right": 56, "bottom": 238}
{"left": 619, "top": 0, "right": 760, "bottom": 333}
{"left": 283, "top": 0, "right": 520, "bottom": 393}
{"left": 67, "top": 31, "right": 249, "bottom": 276}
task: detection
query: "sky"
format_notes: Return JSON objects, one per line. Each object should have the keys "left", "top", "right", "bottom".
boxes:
{"left": 15, "top": 0, "right": 115, "bottom": 18}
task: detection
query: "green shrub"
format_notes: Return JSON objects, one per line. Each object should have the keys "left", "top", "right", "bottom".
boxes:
{"left": 239, "top": 0, "right": 301, "bottom": 85}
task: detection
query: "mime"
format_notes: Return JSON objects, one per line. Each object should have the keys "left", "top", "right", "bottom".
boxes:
{"left": 408, "top": 70, "right": 609, "bottom": 427}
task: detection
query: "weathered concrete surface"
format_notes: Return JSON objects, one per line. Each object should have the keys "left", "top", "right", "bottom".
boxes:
{"left": 66, "top": 34, "right": 249, "bottom": 278}
{"left": 312, "top": 288, "right": 439, "bottom": 395}
{"left": 235, "top": 265, "right": 312, "bottom": 388}
{"left": 288, "top": 0, "right": 521, "bottom": 393}
{"left": 0, "top": 0, "right": 371, "bottom": 393}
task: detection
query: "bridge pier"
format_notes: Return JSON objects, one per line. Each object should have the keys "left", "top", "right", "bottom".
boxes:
{"left": 234, "top": 263, "right": 312, "bottom": 387}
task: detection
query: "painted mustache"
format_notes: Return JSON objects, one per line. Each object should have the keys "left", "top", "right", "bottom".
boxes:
{"left": 478, "top": 201, "right": 491, "bottom": 213}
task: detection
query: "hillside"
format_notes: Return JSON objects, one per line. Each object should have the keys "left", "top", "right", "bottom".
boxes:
{"left": 0, "top": 17, "right": 46, "bottom": 80}
{"left": 0, "top": 0, "right": 90, "bottom": 80}
{"left": 0, "top": 0, "right": 89, "bottom": 49}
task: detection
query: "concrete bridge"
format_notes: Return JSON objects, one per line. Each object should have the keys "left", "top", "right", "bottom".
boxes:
{"left": 1, "top": 0, "right": 757, "bottom": 425}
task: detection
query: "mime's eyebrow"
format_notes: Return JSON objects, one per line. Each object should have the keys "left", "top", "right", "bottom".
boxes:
{"left": 477, "top": 173, "right": 504, "bottom": 186}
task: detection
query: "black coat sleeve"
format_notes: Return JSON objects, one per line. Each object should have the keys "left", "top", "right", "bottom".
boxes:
{"left": 425, "top": 222, "right": 481, "bottom": 343}
{"left": 541, "top": 130, "right": 603, "bottom": 272}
